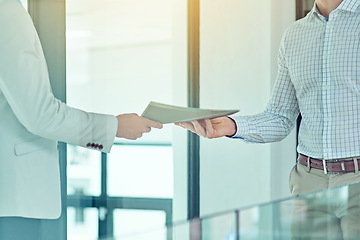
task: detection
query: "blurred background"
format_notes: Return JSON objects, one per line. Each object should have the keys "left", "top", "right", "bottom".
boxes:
{"left": 66, "top": 1, "right": 174, "bottom": 239}
{"left": 19, "top": 0, "right": 315, "bottom": 239}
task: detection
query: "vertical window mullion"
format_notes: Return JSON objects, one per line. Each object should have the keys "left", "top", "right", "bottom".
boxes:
{"left": 98, "top": 152, "right": 113, "bottom": 238}
{"left": 187, "top": 0, "right": 200, "bottom": 220}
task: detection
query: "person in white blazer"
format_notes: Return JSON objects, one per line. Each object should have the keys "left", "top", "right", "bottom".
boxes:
{"left": 0, "top": 0, "right": 163, "bottom": 220}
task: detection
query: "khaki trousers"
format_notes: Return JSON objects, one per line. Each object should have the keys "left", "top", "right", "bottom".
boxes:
{"left": 289, "top": 163, "right": 360, "bottom": 240}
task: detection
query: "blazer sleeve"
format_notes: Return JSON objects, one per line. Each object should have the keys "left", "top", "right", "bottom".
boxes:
{"left": 0, "top": 0, "right": 117, "bottom": 153}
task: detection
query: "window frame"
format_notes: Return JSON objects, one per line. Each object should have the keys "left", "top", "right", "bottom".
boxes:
{"left": 67, "top": 143, "right": 173, "bottom": 239}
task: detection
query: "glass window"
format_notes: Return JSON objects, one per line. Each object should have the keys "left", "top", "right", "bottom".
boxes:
{"left": 67, "top": 208, "right": 98, "bottom": 240}
{"left": 67, "top": 144, "right": 101, "bottom": 196}
{"left": 113, "top": 209, "right": 166, "bottom": 239}
{"left": 66, "top": 0, "right": 174, "bottom": 239}
{"left": 65, "top": 0, "right": 173, "bottom": 120}
{"left": 108, "top": 145, "right": 173, "bottom": 198}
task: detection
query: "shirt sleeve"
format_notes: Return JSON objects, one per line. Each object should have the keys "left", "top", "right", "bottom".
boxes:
{"left": 231, "top": 32, "right": 300, "bottom": 143}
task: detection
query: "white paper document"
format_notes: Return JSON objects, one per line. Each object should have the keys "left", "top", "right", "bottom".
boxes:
{"left": 141, "top": 101, "right": 239, "bottom": 124}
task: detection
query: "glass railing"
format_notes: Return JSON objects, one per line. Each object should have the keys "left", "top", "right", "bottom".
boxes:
{"left": 105, "top": 180, "right": 360, "bottom": 240}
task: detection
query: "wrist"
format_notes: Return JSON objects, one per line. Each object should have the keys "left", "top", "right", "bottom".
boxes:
{"left": 225, "top": 117, "right": 237, "bottom": 137}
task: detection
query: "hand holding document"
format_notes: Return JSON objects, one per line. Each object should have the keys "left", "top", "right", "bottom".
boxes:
{"left": 141, "top": 101, "right": 239, "bottom": 124}
{"left": 142, "top": 102, "right": 239, "bottom": 139}
{"left": 116, "top": 113, "right": 163, "bottom": 140}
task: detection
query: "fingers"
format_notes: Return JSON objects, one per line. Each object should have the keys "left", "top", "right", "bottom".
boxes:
{"left": 211, "top": 116, "right": 225, "bottom": 124}
{"left": 144, "top": 126, "right": 151, "bottom": 133}
{"left": 176, "top": 121, "right": 197, "bottom": 133}
{"left": 191, "top": 120, "right": 207, "bottom": 137}
{"left": 116, "top": 114, "right": 161, "bottom": 140}
{"left": 175, "top": 120, "right": 212, "bottom": 138}
{"left": 204, "top": 119, "right": 214, "bottom": 138}
{"left": 139, "top": 116, "right": 163, "bottom": 129}
{"left": 118, "top": 115, "right": 216, "bottom": 140}
{"left": 146, "top": 119, "right": 163, "bottom": 129}
{"left": 138, "top": 122, "right": 156, "bottom": 136}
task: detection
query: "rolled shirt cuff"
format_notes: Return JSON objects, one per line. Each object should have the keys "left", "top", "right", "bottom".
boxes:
{"left": 227, "top": 116, "right": 250, "bottom": 139}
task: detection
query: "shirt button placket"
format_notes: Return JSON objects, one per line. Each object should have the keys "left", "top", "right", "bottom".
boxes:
{"left": 322, "top": 18, "right": 333, "bottom": 159}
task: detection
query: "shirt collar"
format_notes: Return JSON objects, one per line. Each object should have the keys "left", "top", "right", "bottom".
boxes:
{"left": 308, "top": 2, "right": 326, "bottom": 21}
{"left": 308, "top": 0, "right": 360, "bottom": 21}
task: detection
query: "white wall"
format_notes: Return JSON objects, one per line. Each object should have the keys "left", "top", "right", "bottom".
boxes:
{"left": 199, "top": 0, "right": 296, "bottom": 216}
{"left": 172, "top": 0, "right": 296, "bottom": 221}
{"left": 199, "top": 0, "right": 272, "bottom": 216}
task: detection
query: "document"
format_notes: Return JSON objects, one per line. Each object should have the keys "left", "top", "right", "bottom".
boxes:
{"left": 141, "top": 101, "right": 239, "bottom": 124}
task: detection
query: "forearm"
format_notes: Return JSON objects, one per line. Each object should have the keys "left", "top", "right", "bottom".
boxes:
{"left": 28, "top": 98, "right": 118, "bottom": 152}
{"left": 230, "top": 109, "right": 298, "bottom": 143}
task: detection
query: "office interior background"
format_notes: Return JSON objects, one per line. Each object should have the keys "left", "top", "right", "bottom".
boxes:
{"left": 13, "top": 0, "right": 314, "bottom": 239}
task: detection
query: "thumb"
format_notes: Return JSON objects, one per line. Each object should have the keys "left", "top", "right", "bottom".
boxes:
{"left": 146, "top": 118, "right": 163, "bottom": 129}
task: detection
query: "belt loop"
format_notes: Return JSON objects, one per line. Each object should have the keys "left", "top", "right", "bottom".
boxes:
{"left": 306, "top": 156, "right": 311, "bottom": 173}
{"left": 323, "top": 159, "right": 328, "bottom": 175}
{"left": 341, "top": 161, "right": 346, "bottom": 172}
{"left": 353, "top": 158, "right": 359, "bottom": 174}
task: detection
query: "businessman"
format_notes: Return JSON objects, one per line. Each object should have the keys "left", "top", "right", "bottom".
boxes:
{"left": 177, "top": 0, "right": 360, "bottom": 238}
{"left": 0, "top": 0, "right": 162, "bottom": 221}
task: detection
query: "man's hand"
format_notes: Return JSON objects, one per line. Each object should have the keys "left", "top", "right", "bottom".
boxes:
{"left": 175, "top": 116, "right": 236, "bottom": 139}
{"left": 116, "top": 113, "right": 163, "bottom": 140}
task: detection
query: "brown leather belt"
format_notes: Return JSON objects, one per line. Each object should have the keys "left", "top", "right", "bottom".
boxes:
{"left": 298, "top": 154, "right": 360, "bottom": 174}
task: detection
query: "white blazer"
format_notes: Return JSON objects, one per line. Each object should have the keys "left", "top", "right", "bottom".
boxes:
{"left": 0, "top": 0, "right": 117, "bottom": 219}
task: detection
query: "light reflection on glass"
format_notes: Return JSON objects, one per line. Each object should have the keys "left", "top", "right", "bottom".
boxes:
{"left": 108, "top": 145, "right": 173, "bottom": 198}
{"left": 66, "top": 0, "right": 174, "bottom": 238}
{"left": 67, "top": 145, "right": 101, "bottom": 196}
{"left": 67, "top": 207, "right": 98, "bottom": 240}
{"left": 113, "top": 209, "right": 166, "bottom": 240}
{"left": 201, "top": 212, "right": 237, "bottom": 240}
